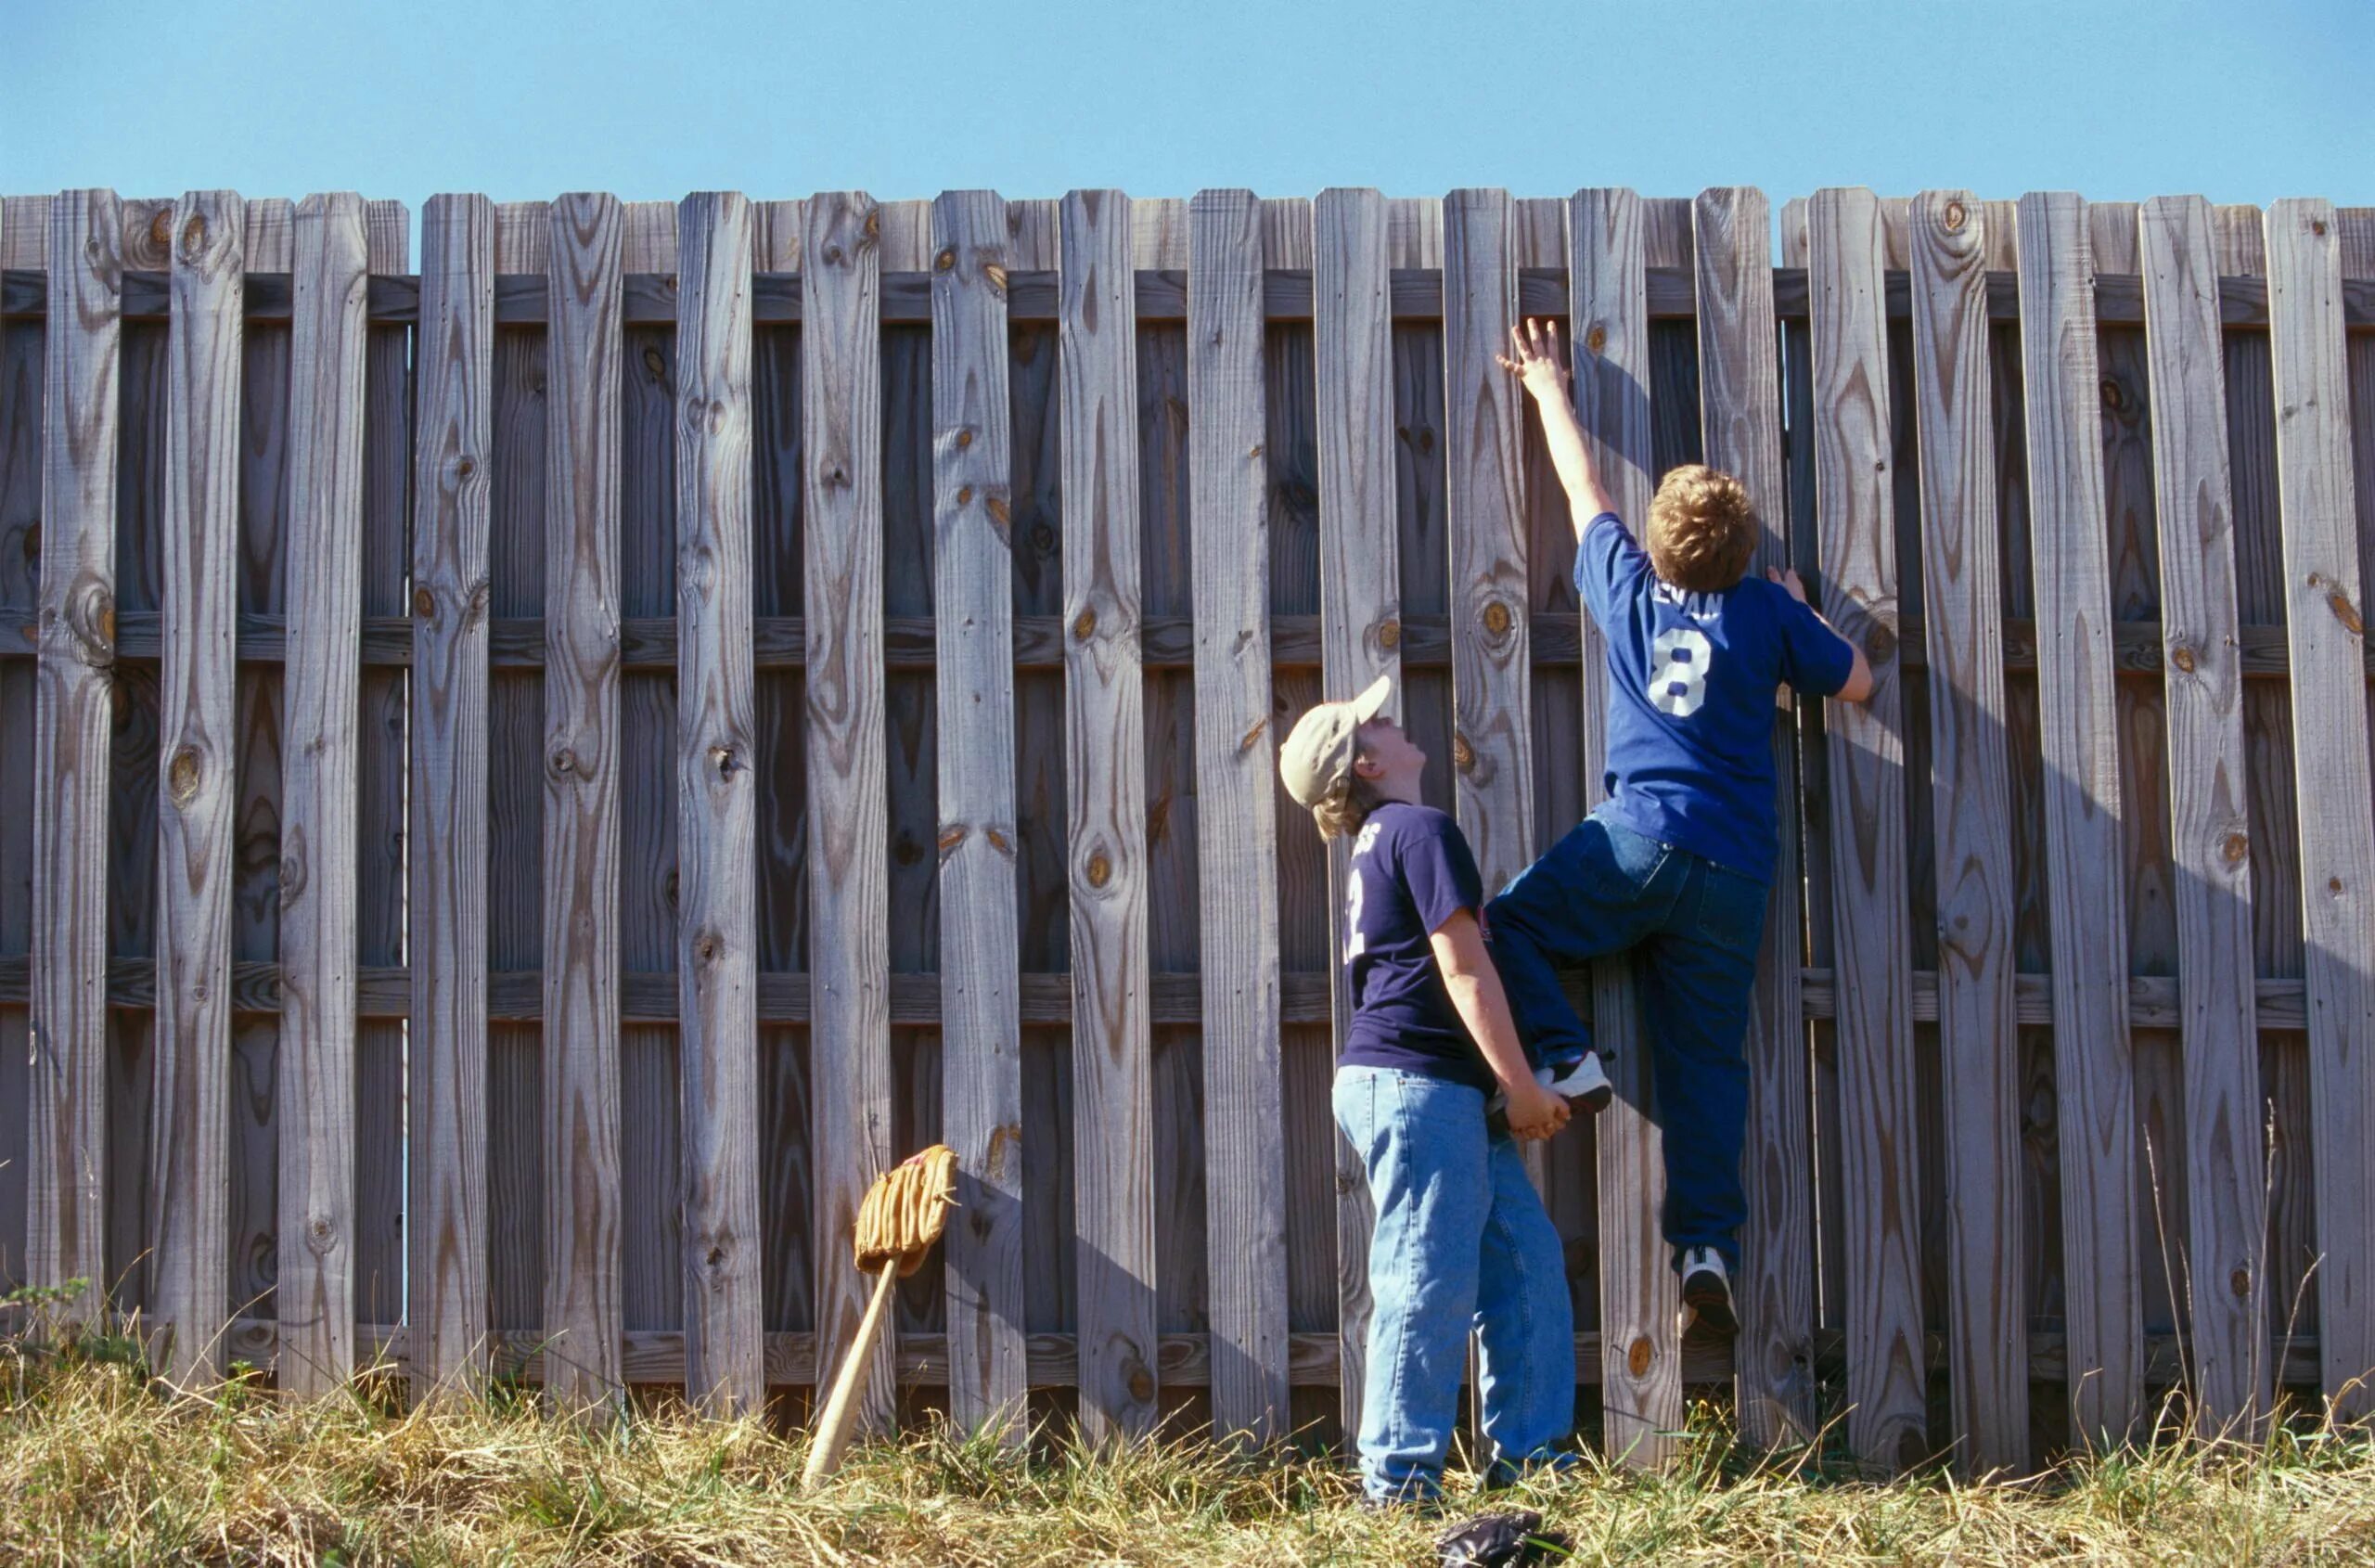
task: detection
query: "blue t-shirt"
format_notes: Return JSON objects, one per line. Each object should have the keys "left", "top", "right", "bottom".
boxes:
{"left": 1576, "top": 511, "right": 1855, "bottom": 880}
{"left": 1338, "top": 803, "right": 1496, "bottom": 1093}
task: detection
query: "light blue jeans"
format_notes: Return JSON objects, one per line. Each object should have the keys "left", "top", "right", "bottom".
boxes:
{"left": 1332, "top": 1063, "right": 1576, "bottom": 1502}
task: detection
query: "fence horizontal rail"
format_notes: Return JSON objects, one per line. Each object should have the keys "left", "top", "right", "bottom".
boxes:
{"left": 7, "top": 265, "right": 2374, "bottom": 330}
{"left": 184, "top": 1317, "right": 2324, "bottom": 1392}
{"left": 0, "top": 956, "right": 2311, "bottom": 1033}
{"left": 5, "top": 607, "right": 2364, "bottom": 680}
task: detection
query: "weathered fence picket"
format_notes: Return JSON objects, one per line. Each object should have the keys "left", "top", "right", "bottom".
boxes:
{"left": 148, "top": 187, "right": 244, "bottom": 1382}
{"left": 2, "top": 184, "right": 2372, "bottom": 1473}
{"left": 679, "top": 190, "right": 764, "bottom": 1416}
{"left": 408, "top": 193, "right": 494, "bottom": 1400}
{"left": 1059, "top": 189, "right": 1157, "bottom": 1444}
{"left": 540, "top": 190, "right": 626, "bottom": 1414}
{"left": 931, "top": 187, "right": 1029, "bottom": 1438}
{"left": 1188, "top": 186, "right": 1290, "bottom": 1444}
{"left": 1906, "top": 189, "right": 2030, "bottom": 1472}
{"left": 1691, "top": 185, "right": 1818, "bottom": 1448}
{"left": 2264, "top": 198, "right": 2375, "bottom": 1423}
{"left": 1568, "top": 185, "right": 1680, "bottom": 1469}
{"left": 1807, "top": 185, "right": 1927, "bottom": 1473}
{"left": 28, "top": 188, "right": 121, "bottom": 1330}
{"left": 1311, "top": 185, "right": 1398, "bottom": 1445}
{"left": 2017, "top": 191, "right": 2145, "bottom": 1447}
{"left": 2138, "top": 193, "right": 2269, "bottom": 1435}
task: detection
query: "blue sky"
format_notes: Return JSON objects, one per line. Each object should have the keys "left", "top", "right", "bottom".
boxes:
{"left": 8, "top": 0, "right": 2369, "bottom": 251}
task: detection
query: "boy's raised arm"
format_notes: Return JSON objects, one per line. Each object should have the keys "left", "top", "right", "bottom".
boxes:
{"left": 1498, "top": 318, "right": 1618, "bottom": 535}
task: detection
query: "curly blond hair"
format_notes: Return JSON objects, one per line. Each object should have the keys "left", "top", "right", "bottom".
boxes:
{"left": 1646, "top": 464, "right": 1758, "bottom": 593}
{"left": 1309, "top": 770, "right": 1386, "bottom": 842}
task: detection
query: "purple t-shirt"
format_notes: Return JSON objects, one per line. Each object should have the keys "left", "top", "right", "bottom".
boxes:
{"left": 1338, "top": 802, "right": 1496, "bottom": 1093}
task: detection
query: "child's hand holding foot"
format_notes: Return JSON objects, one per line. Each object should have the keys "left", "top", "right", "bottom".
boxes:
{"left": 1498, "top": 1075, "right": 1571, "bottom": 1141}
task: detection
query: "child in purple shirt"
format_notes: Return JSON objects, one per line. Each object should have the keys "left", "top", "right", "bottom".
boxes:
{"left": 1280, "top": 675, "right": 1575, "bottom": 1504}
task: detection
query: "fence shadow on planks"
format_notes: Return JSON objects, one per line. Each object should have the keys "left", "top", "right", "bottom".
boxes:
{"left": 1, "top": 185, "right": 2371, "bottom": 1474}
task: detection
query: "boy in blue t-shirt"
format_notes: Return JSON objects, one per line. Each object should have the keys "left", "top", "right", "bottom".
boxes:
{"left": 1279, "top": 675, "right": 1575, "bottom": 1505}
{"left": 1487, "top": 319, "right": 1874, "bottom": 1339}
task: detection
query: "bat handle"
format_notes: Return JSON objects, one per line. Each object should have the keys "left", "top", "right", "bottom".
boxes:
{"left": 801, "top": 1259, "right": 902, "bottom": 1490}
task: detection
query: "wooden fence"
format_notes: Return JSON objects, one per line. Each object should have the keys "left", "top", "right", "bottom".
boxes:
{"left": 1, "top": 185, "right": 2371, "bottom": 1475}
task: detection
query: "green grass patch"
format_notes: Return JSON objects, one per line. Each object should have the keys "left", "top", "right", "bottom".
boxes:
{"left": 4, "top": 1312, "right": 2371, "bottom": 1565}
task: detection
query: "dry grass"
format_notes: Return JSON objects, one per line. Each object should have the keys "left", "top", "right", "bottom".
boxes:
{"left": 5, "top": 1313, "right": 2373, "bottom": 1566}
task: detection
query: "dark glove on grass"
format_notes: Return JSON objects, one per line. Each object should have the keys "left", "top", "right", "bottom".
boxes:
{"left": 1436, "top": 1508, "right": 1573, "bottom": 1567}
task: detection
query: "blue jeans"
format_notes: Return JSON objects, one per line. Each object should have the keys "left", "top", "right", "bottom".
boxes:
{"left": 1332, "top": 1065, "right": 1575, "bottom": 1502}
{"left": 1483, "top": 810, "right": 1767, "bottom": 1271}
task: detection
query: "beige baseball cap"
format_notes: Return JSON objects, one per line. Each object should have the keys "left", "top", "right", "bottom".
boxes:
{"left": 1278, "top": 675, "right": 1394, "bottom": 807}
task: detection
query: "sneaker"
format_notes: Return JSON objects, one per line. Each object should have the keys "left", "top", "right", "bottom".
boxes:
{"left": 1536, "top": 1054, "right": 1613, "bottom": 1114}
{"left": 1484, "top": 1054, "right": 1614, "bottom": 1136}
{"left": 1678, "top": 1247, "right": 1737, "bottom": 1340}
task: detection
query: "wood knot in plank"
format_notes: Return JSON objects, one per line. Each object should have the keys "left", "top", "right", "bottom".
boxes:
{"left": 2223, "top": 832, "right": 2249, "bottom": 865}
{"left": 149, "top": 208, "right": 173, "bottom": 248}
{"left": 2330, "top": 877, "right": 2344, "bottom": 896}
{"left": 2169, "top": 643, "right": 2197, "bottom": 674}
{"left": 984, "top": 494, "right": 1013, "bottom": 548}
{"left": 1627, "top": 1335, "right": 1653, "bottom": 1379}
{"left": 1585, "top": 324, "right": 1608, "bottom": 354}
{"left": 2329, "top": 591, "right": 2364, "bottom": 637}
{"left": 1481, "top": 598, "right": 1511, "bottom": 638}
{"left": 278, "top": 840, "right": 307, "bottom": 906}
{"left": 2231, "top": 1266, "right": 2253, "bottom": 1299}
{"left": 413, "top": 587, "right": 436, "bottom": 617}
{"left": 956, "top": 428, "right": 973, "bottom": 449}
{"left": 935, "top": 247, "right": 956, "bottom": 272}
{"left": 167, "top": 745, "right": 204, "bottom": 807}
{"left": 986, "top": 1121, "right": 1021, "bottom": 1183}
{"left": 983, "top": 262, "right": 1008, "bottom": 294}
{"left": 709, "top": 744, "right": 741, "bottom": 780}
{"left": 1452, "top": 733, "right": 1475, "bottom": 773}
{"left": 1238, "top": 716, "right": 1267, "bottom": 753}
{"left": 549, "top": 747, "right": 578, "bottom": 778}
{"left": 45, "top": 574, "right": 117, "bottom": 666}
{"left": 1085, "top": 851, "right": 1111, "bottom": 889}
{"left": 177, "top": 213, "right": 209, "bottom": 260}
{"left": 983, "top": 827, "right": 1014, "bottom": 859}
{"left": 1072, "top": 607, "right": 1097, "bottom": 642}
{"left": 956, "top": 485, "right": 973, "bottom": 506}
{"left": 1377, "top": 617, "right": 1401, "bottom": 650}
{"left": 937, "top": 824, "right": 968, "bottom": 857}
{"left": 1944, "top": 200, "right": 1968, "bottom": 232}
{"left": 692, "top": 929, "right": 723, "bottom": 965}
{"left": 1126, "top": 1363, "right": 1155, "bottom": 1404}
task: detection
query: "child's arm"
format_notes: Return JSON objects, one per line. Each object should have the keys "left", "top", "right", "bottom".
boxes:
{"left": 1497, "top": 319, "right": 1618, "bottom": 535}
{"left": 1766, "top": 567, "right": 1876, "bottom": 702}
{"left": 1429, "top": 909, "right": 1570, "bottom": 1139}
